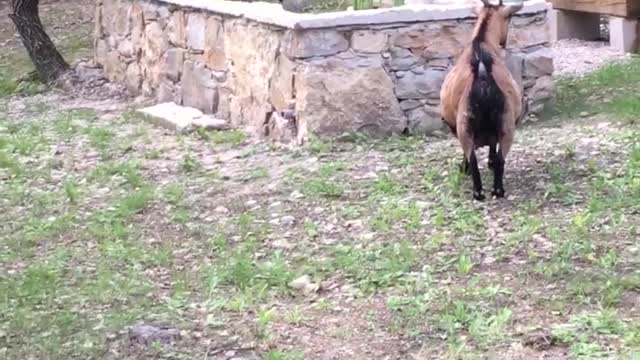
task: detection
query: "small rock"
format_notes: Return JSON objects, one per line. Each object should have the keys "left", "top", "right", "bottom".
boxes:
{"left": 288, "top": 275, "right": 320, "bottom": 295}
{"left": 128, "top": 323, "right": 180, "bottom": 346}
{"left": 269, "top": 201, "right": 282, "bottom": 208}
{"left": 281, "top": 215, "right": 296, "bottom": 226}
{"left": 362, "top": 233, "right": 375, "bottom": 241}
{"left": 273, "top": 239, "right": 294, "bottom": 249}
{"left": 290, "top": 190, "right": 304, "bottom": 199}
{"left": 289, "top": 275, "right": 311, "bottom": 290}
{"left": 214, "top": 206, "right": 229, "bottom": 214}
{"left": 191, "top": 116, "right": 229, "bottom": 130}
{"left": 580, "top": 111, "right": 590, "bottom": 118}
{"left": 344, "top": 219, "right": 363, "bottom": 230}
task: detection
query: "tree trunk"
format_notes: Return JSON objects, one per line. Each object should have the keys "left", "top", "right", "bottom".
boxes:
{"left": 9, "top": 0, "right": 70, "bottom": 83}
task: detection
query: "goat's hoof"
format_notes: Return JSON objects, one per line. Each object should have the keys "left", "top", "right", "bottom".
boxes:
{"left": 491, "top": 188, "right": 505, "bottom": 198}
{"left": 473, "top": 191, "right": 486, "bottom": 201}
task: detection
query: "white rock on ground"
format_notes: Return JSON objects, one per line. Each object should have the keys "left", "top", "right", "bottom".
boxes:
{"left": 137, "top": 102, "right": 229, "bottom": 134}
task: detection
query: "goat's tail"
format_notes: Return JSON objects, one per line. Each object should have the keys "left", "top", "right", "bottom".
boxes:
{"left": 469, "top": 42, "right": 505, "bottom": 134}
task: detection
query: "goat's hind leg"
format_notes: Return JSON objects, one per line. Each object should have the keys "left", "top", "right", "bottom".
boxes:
{"left": 490, "top": 147, "right": 505, "bottom": 198}
{"left": 468, "top": 150, "right": 485, "bottom": 201}
{"left": 488, "top": 144, "right": 497, "bottom": 170}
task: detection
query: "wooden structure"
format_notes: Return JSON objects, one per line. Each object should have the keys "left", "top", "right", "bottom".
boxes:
{"left": 549, "top": 0, "right": 639, "bottom": 52}
{"left": 551, "top": 0, "right": 640, "bottom": 17}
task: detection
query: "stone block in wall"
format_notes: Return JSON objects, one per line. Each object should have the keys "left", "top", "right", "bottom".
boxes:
{"left": 216, "top": 86, "right": 232, "bottom": 121}
{"left": 205, "top": 17, "right": 226, "bottom": 71}
{"left": 524, "top": 47, "right": 554, "bottom": 78}
{"left": 114, "top": 6, "right": 130, "bottom": 36}
{"left": 528, "top": 75, "right": 554, "bottom": 115}
{"left": 126, "top": 62, "right": 142, "bottom": 95}
{"left": 161, "top": 48, "right": 185, "bottom": 82}
{"left": 158, "top": 80, "right": 181, "bottom": 104}
{"left": 270, "top": 55, "right": 297, "bottom": 111}
{"left": 143, "top": 21, "right": 169, "bottom": 62}
{"left": 181, "top": 61, "right": 219, "bottom": 114}
{"left": 508, "top": 15, "right": 549, "bottom": 49}
{"left": 104, "top": 50, "right": 126, "bottom": 83}
{"left": 426, "top": 57, "right": 452, "bottom": 70}
{"left": 225, "top": 20, "right": 281, "bottom": 129}
{"left": 387, "top": 47, "right": 425, "bottom": 71}
{"left": 351, "top": 30, "right": 388, "bottom": 53}
{"left": 394, "top": 66, "right": 446, "bottom": 100}
{"left": 142, "top": 2, "right": 170, "bottom": 23}
{"left": 392, "top": 23, "right": 473, "bottom": 58}
{"left": 187, "top": 13, "right": 207, "bottom": 51}
{"left": 131, "top": 5, "right": 144, "bottom": 51}
{"left": 295, "top": 58, "right": 406, "bottom": 139}
{"left": 284, "top": 30, "right": 349, "bottom": 59}
{"left": 95, "top": 38, "right": 108, "bottom": 66}
{"left": 406, "top": 104, "right": 443, "bottom": 135}
{"left": 505, "top": 50, "right": 524, "bottom": 92}
{"left": 118, "top": 38, "right": 135, "bottom": 63}
{"left": 101, "top": 0, "right": 122, "bottom": 35}
{"left": 94, "top": 0, "right": 103, "bottom": 39}
{"left": 168, "top": 11, "right": 187, "bottom": 48}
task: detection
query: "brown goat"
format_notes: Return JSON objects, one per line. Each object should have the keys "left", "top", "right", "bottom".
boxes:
{"left": 440, "top": 0, "right": 524, "bottom": 201}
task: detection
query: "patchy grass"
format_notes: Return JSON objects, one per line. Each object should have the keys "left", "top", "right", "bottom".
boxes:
{"left": 2, "top": 3, "right": 640, "bottom": 357}
{"left": 555, "top": 57, "right": 640, "bottom": 120}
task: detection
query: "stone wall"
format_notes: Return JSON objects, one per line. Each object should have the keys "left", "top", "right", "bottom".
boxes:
{"left": 95, "top": 0, "right": 555, "bottom": 143}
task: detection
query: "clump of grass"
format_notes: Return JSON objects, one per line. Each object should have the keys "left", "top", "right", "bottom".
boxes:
{"left": 207, "top": 130, "right": 247, "bottom": 145}
{"left": 63, "top": 177, "right": 80, "bottom": 204}
{"left": 303, "top": 178, "right": 344, "bottom": 198}
{"left": 180, "top": 153, "right": 202, "bottom": 173}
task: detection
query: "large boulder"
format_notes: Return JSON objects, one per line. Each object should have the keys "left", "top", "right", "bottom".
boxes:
{"left": 295, "top": 58, "right": 406, "bottom": 141}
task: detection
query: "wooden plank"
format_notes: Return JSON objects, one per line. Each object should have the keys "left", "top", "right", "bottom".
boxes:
{"left": 550, "top": 0, "right": 640, "bottom": 18}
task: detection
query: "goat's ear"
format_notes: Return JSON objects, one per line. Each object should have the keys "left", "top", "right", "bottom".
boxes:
{"left": 504, "top": 2, "right": 524, "bottom": 15}
{"left": 472, "top": 0, "right": 487, "bottom": 14}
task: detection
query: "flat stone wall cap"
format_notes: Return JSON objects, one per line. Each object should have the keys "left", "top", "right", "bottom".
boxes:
{"left": 156, "top": 0, "right": 549, "bottom": 29}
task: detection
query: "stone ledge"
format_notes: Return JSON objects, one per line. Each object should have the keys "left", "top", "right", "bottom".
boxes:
{"left": 137, "top": 102, "right": 230, "bottom": 133}
{"left": 156, "top": 0, "right": 551, "bottom": 29}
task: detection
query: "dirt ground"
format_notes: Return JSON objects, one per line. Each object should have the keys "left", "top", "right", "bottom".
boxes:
{"left": 0, "top": 1, "right": 639, "bottom": 360}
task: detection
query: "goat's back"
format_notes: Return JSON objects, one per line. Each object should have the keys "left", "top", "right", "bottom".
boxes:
{"left": 440, "top": 46, "right": 522, "bottom": 139}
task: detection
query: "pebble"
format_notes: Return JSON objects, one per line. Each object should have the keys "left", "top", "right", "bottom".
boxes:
{"left": 281, "top": 215, "right": 296, "bottom": 226}
{"left": 214, "top": 206, "right": 229, "bottom": 214}
{"left": 579, "top": 111, "right": 590, "bottom": 118}
{"left": 290, "top": 190, "right": 304, "bottom": 199}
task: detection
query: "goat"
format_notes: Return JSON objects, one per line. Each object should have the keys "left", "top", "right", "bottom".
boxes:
{"left": 440, "top": 0, "right": 524, "bottom": 201}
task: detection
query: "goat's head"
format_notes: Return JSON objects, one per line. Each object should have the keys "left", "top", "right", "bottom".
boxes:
{"left": 472, "top": 0, "right": 524, "bottom": 48}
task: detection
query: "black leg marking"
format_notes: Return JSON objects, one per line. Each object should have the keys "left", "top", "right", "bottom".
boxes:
{"left": 490, "top": 149, "right": 505, "bottom": 198}
{"left": 488, "top": 144, "right": 497, "bottom": 170}
{"left": 469, "top": 151, "right": 485, "bottom": 201}
{"left": 460, "top": 157, "right": 471, "bottom": 175}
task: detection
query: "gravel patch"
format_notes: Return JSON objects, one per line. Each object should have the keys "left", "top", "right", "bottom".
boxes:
{"left": 551, "top": 39, "right": 634, "bottom": 77}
